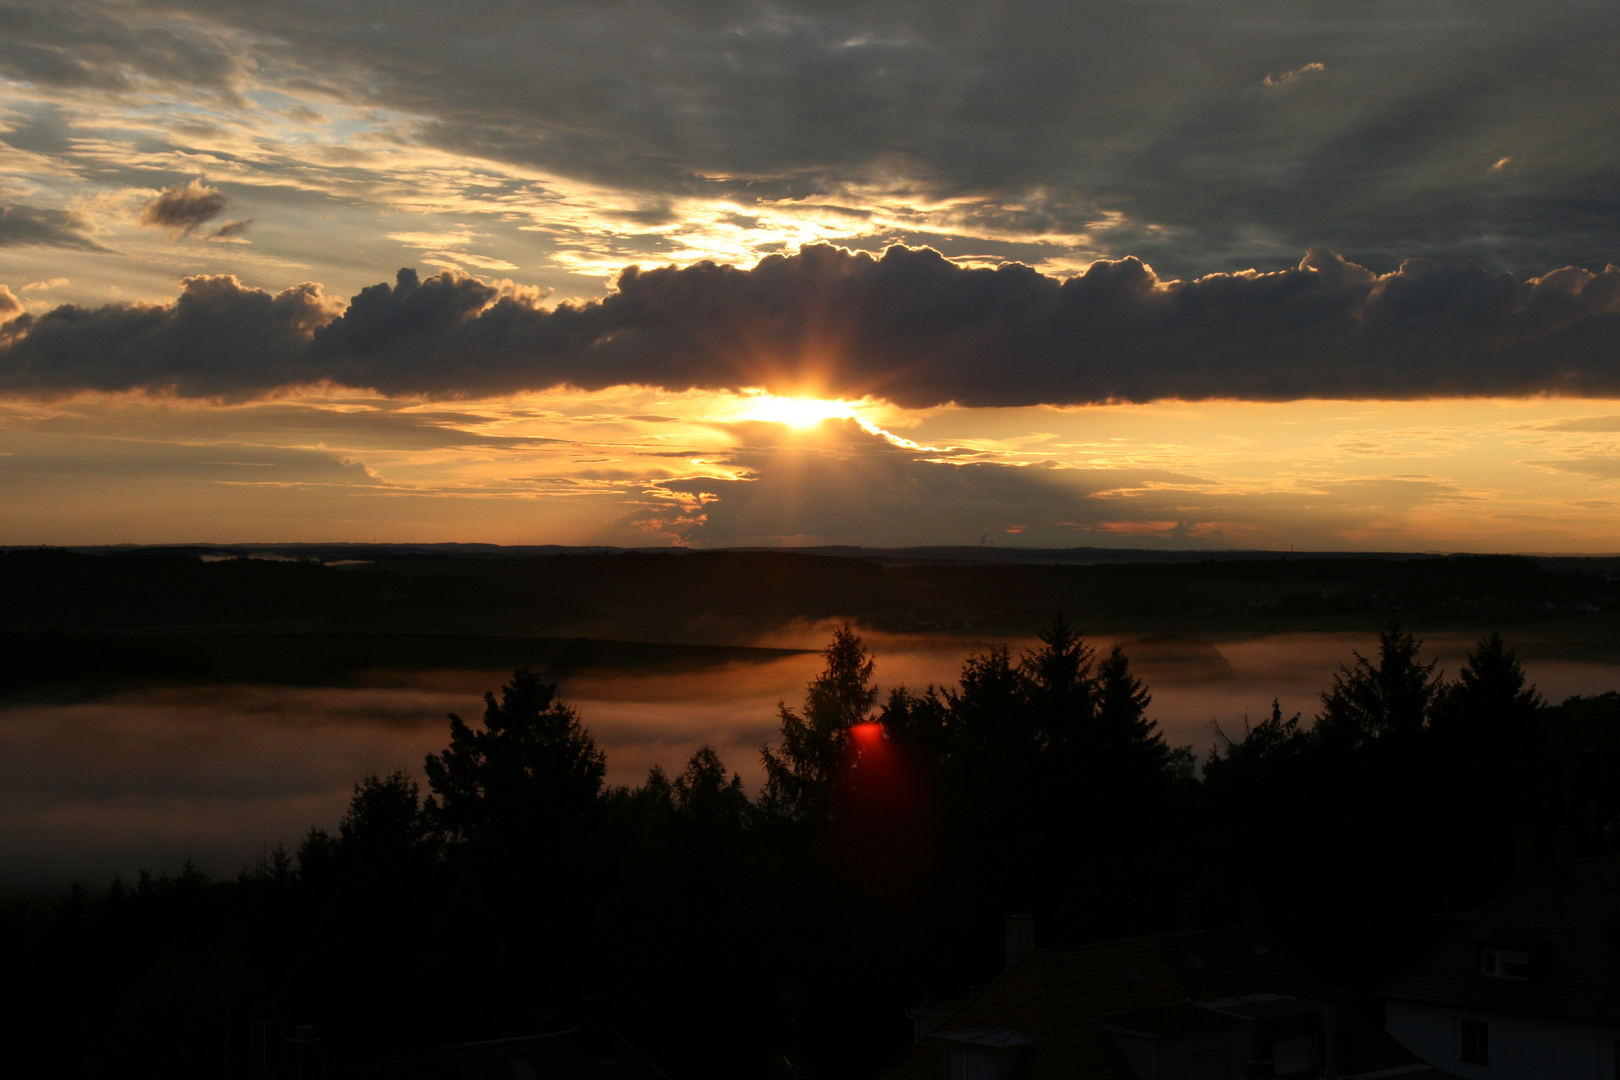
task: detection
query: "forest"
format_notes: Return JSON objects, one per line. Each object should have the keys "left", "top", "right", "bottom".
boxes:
{"left": 5, "top": 614, "right": 1618, "bottom": 1079}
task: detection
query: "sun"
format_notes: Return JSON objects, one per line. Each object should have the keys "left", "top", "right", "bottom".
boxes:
{"left": 738, "top": 394, "right": 859, "bottom": 428}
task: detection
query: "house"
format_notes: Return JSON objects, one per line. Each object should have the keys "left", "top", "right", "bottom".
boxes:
{"left": 1380, "top": 853, "right": 1620, "bottom": 1079}
{"left": 876, "top": 922, "right": 1450, "bottom": 1080}
{"left": 327, "top": 1026, "right": 669, "bottom": 1080}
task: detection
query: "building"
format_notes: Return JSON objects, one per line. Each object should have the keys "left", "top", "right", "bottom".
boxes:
{"left": 1380, "top": 853, "right": 1620, "bottom": 1079}
{"left": 877, "top": 922, "right": 1447, "bottom": 1080}
{"left": 327, "top": 1026, "right": 668, "bottom": 1080}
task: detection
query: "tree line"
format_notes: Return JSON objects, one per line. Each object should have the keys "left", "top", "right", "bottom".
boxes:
{"left": 6, "top": 619, "right": 1619, "bottom": 1079}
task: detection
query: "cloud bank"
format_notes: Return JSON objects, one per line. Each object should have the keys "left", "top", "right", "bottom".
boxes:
{"left": 1, "top": 245, "right": 1616, "bottom": 405}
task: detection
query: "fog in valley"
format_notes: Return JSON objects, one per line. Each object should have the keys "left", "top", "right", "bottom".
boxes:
{"left": 5, "top": 622, "right": 1616, "bottom": 891}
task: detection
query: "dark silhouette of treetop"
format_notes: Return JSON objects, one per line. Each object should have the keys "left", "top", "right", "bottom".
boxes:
{"left": 803, "top": 625, "right": 879, "bottom": 728}
{"left": 1095, "top": 643, "right": 1168, "bottom": 769}
{"left": 423, "top": 667, "right": 606, "bottom": 847}
{"left": 761, "top": 625, "right": 877, "bottom": 819}
{"left": 946, "top": 644, "right": 1028, "bottom": 760}
{"left": 674, "top": 745, "right": 750, "bottom": 825}
{"left": 1019, "top": 614, "right": 1098, "bottom": 755}
{"left": 1208, "top": 699, "right": 1306, "bottom": 770}
{"left": 1430, "top": 630, "right": 1544, "bottom": 743}
{"left": 338, "top": 771, "right": 437, "bottom": 855}
{"left": 1315, "top": 624, "right": 1440, "bottom": 748}
{"left": 298, "top": 769, "right": 442, "bottom": 895}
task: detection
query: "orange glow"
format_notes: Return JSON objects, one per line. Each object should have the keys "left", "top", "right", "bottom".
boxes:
{"left": 11, "top": 391, "right": 1620, "bottom": 552}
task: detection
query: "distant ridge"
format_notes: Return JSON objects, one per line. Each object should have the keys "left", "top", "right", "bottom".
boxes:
{"left": 16, "top": 541, "right": 1615, "bottom": 569}
{"left": 721, "top": 545, "right": 1450, "bottom": 567}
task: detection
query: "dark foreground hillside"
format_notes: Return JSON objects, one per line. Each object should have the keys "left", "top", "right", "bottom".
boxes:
{"left": 3, "top": 613, "right": 1618, "bottom": 1079}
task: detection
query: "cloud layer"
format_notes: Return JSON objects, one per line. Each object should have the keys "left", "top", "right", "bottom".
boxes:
{"left": 2, "top": 245, "right": 1617, "bottom": 406}
{"left": 1, "top": 0, "right": 1617, "bottom": 296}
{"left": 0, "top": 204, "right": 106, "bottom": 251}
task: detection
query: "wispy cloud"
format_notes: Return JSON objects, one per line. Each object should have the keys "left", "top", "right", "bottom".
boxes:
{"left": 0, "top": 204, "right": 107, "bottom": 251}
{"left": 1263, "top": 61, "right": 1325, "bottom": 87}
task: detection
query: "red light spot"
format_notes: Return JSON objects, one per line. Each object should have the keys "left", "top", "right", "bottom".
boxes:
{"left": 850, "top": 722, "right": 884, "bottom": 744}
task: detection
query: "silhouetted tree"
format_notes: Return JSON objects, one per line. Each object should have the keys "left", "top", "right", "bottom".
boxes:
{"left": 1019, "top": 615, "right": 1097, "bottom": 756}
{"left": 1429, "top": 631, "right": 1543, "bottom": 743}
{"left": 1203, "top": 699, "right": 1313, "bottom": 854}
{"left": 1206, "top": 699, "right": 1308, "bottom": 780}
{"left": 1422, "top": 633, "right": 1550, "bottom": 888}
{"left": 1314, "top": 624, "right": 1440, "bottom": 748}
{"left": 945, "top": 644, "right": 1030, "bottom": 763}
{"left": 1094, "top": 644, "right": 1168, "bottom": 769}
{"left": 337, "top": 770, "right": 441, "bottom": 870}
{"left": 634, "top": 763, "right": 678, "bottom": 813}
{"left": 423, "top": 667, "right": 606, "bottom": 848}
{"left": 877, "top": 684, "right": 952, "bottom": 764}
{"left": 760, "top": 626, "right": 877, "bottom": 820}
{"left": 675, "top": 745, "right": 751, "bottom": 826}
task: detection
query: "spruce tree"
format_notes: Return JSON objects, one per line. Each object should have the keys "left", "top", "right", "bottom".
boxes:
{"left": 760, "top": 626, "right": 877, "bottom": 820}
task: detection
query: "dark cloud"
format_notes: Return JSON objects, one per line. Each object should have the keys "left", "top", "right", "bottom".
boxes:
{"left": 128, "top": 0, "right": 1620, "bottom": 278}
{"left": 0, "top": 4, "right": 1613, "bottom": 278}
{"left": 209, "top": 218, "right": 251, "bottom": 239}
{"left": 0, "top": 204, "right": 106, "bottom": 251}
{"left": 0, "top": 2, "right": 243, "bottom": 93}
{"left": 0, "top": 274, "right": 334, "bottom": 398}
{"left": 2, "top": 245, "right": 1618, "bottom": 404}
{"left": 139, "top": 180, "right": 229, "bottom": 236}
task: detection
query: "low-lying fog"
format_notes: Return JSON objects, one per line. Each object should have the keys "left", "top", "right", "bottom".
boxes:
{"left": 4, "top": 622, "right": 1618, "bottom": 892}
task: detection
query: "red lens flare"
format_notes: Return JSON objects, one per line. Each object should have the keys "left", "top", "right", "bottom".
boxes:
{"left": 849, "top": 721, "right": 885, "bottom": 746}
{"left": 833, "top": 721, "right": 936, "bottom": 902}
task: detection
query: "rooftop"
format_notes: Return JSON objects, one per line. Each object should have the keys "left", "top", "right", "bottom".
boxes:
{"left": 1380, "top": 853, "right": 1620, "bottom": 1024}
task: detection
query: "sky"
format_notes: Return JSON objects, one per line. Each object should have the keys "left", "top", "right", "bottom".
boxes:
{"left": 2, "top": 1, "right": 1619, "bottom": 550}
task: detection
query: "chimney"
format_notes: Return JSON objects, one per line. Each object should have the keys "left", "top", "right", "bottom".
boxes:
{"left": 1175, "top": 891, "right": 1199, "bottom": 933}
{"left": 1239, "top": 892, "right": 1263, "bottom": 929}
{"left": 284, "top": 1025, "right": 324, "bottom": 1080}
{"left": 1552, "top": 831, "right": 1575, "bottom": 876}
{"left": 1321, "top": 1002, "right": 1338, "bottom": 1080}
{"left": 249, "top": 1015, "right": 285, "bottom": 1080}
{"left": 1004, "top": 915, "right": 1035, "bottom": 970}
{"left": 1511, "top": 821, "right": 1536, "bottom": 878}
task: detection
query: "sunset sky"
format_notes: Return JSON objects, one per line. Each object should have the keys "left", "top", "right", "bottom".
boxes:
{"left": 2, "top": 1, "right": 1618, "bottom": 550}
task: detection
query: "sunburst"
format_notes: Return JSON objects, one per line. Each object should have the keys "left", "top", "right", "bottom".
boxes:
{"left": 737, "top": 394, "right": 859, "bottom": 428}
